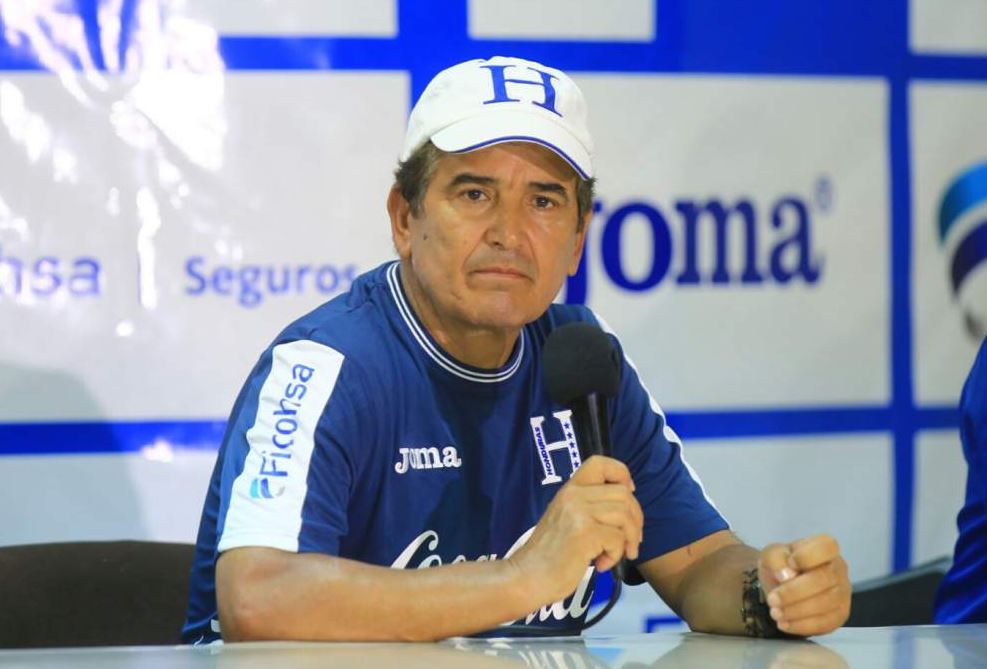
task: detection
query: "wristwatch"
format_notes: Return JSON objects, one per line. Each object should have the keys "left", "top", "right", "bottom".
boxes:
{"left": 741, "top": 567, "right": 792, "bottom": 638}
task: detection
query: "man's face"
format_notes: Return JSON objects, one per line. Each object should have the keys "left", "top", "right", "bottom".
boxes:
{"left": 391, "top": 142, "right": 588, "bottom": 332}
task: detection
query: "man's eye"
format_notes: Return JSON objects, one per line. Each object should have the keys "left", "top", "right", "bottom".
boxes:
{"left": 534, "top": 195, "right": 557, "bottom": 208}
{"left": 463, "top": 189, "right": 486, "bottom": 201}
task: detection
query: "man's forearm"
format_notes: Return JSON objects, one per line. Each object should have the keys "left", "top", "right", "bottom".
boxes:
{"left": 674, "top": 543, "right": 761, "bottom": 636}
{"left": 217, "top": 547, "right": 540, "bottom": 642}
{"left": 217, "top": 457, "right": 643, "bottom": 642}
{"left": 648, "top": 532, "right": 851, "bottom": 638}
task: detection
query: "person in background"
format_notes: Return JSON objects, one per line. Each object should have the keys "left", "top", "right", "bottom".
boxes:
{"left": 935, "top": 336, "right": 987, "bottom": 623}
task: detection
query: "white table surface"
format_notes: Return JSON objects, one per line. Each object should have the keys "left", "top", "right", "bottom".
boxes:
{"left": 1, "top": 625, "right": 984, "bottom": 669}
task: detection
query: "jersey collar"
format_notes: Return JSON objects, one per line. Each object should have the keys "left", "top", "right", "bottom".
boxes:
{"left": 385, "top": 262, "right": 525, "bottom": 384}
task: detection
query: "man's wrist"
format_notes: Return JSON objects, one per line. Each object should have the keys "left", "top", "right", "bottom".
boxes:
{"left": 741, "top": 567, "right": 794, "bottom": 639}
{"left": 501, "top": 556, "right": 541, "bottom": 617}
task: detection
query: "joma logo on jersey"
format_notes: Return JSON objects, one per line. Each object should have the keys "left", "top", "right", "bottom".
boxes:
{"left": 394, "top": 446, "right": 463, "bottom": 474}
{"left": 530, "top": 410, "right": 582, "bottom": 485}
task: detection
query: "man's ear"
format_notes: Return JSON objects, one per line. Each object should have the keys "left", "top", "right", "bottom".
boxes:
{"left": 388, "top": 185, "right": 413, "bottom": 260}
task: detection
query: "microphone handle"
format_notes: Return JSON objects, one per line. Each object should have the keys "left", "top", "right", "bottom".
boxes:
{"left": 570, "top": 393, "right": 610, "bottom": 460}
{"left": 571, "top": 394, "right": 639, "bottom": 586}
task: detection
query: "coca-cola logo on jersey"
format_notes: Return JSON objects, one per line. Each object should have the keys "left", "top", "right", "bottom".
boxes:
{"left": 390, "top": 527, "right": 596, "bottom": 625}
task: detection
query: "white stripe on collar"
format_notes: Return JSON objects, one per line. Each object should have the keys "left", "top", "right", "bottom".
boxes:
{"left": 386, "top": 262, "right": 524, "bottom": 384}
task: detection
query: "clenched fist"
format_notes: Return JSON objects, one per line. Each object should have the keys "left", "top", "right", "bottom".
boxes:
{"left": 758, "top": 534, "right": 851, "bottom": 636}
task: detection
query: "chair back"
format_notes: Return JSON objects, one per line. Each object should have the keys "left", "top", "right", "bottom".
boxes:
{"left": 0, "top": 541, "right": 194, "bottom": 648}
{"left": 845, "top": 556, "right": 952, "bottom": 626}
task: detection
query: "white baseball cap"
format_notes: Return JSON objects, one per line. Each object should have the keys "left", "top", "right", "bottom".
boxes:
{"left": 401, "top": 56, "right": 595, "bottom": 179}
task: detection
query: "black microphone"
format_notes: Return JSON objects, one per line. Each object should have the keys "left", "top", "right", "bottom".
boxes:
{"left": 543, "top": 322, "right": 643, "bottom": 586}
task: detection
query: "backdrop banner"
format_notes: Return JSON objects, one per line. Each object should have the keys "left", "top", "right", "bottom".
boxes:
{"left": 0, "top": 0, "right": 981, "bottom": 633}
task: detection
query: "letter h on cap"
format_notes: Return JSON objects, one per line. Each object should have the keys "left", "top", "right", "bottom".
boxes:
{"left": 480, "top": 64, "right": 562, "bottom": 117}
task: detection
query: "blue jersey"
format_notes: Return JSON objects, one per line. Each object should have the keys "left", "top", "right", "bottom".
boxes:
{"left": 935, "top": 336, "right": 987, "bottom": 624}
{"left": 183, "top": 261, "right": 727, "bottom": 643}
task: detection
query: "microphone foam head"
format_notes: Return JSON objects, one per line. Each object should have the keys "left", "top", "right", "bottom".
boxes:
{"left": 543, "top": 322, "right": 622, "bottom": 405}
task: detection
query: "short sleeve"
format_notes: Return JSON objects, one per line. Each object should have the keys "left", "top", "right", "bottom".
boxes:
{"left": 605, "top": 333, "right": 729, "bottom": 564}
{"left": 215, "top": 338, "right": 361, "bottom": 556}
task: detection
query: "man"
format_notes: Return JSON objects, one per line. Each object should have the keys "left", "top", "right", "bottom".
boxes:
{"left": 183, "top": 56, "right": 850, "bottom": 643}
{"left": 935, "top": 335, "right": 987, "bottom": 623}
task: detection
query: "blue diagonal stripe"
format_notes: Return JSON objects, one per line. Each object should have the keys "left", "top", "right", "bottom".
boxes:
{"left": 939, "top": 162, "right": 987, "bottom": 244}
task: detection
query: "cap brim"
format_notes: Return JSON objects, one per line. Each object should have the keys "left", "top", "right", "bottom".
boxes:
{"left": 430, "top": 110, "right": 593, "bottom": 179}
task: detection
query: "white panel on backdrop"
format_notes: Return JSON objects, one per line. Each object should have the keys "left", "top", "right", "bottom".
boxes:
{"left": 573, "top": 76, "right": 889, "bottom": 409}
{"left": 468, "top": 0, "right": 655, "bottom": 41}
{"left": 0, "top": 72, "right": 406, "bottom": 421}
{"left": 913, "top": 429, "right": 967, "bottom": 564}
{"left": 0, "top": 450, "right": 217, "bottom": 545}
{"left": 172, "top": 0, "right": 398, "bottom": 36}
{"left": 682, "top": 434, "right": 893, "bottom": 581}
{"left": 910, "top": 83, "right": 987, "bottom": 404}
{"left": 910, "top": 0, "right": 987, "bottom": 55}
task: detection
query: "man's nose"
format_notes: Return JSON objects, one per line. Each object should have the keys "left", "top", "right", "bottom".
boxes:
{"left": 484, "top": 199, "right": 527, "bottom": 249}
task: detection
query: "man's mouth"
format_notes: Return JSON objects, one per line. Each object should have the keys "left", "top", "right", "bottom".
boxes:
{"left": 471, "top": 266, "right": 530, "bottom": 281}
